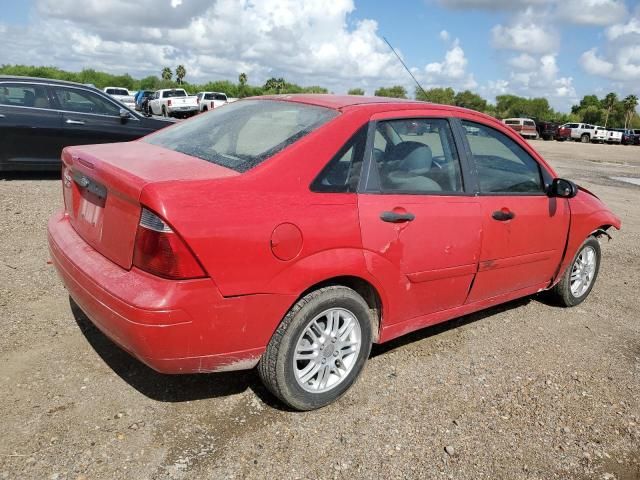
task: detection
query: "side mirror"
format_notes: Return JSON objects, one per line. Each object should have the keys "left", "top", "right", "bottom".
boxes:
{"left": 549, "top": 178, "right": 578, "bottom": 198}
{"left": 119, "top": 108, "right": 131, "bottom": 123}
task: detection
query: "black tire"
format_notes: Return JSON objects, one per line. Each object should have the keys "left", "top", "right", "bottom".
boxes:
{"left": 202, "top": 106, "right": 208, "bottom": 112}
{"left": 550, "top": 236, "right": 601, "bottom": 307}
{"left": 162, "top": 106, "right": 168, "bottom": 118}
{"left": 258, "top": 286, "right": 373, "bottom": 411}
{"left": 581, "top": 133, "right": 590, "bottom": 143}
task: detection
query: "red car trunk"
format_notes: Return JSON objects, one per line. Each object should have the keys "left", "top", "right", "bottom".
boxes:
{"left": 61, "top": 141, "right": 237, "bottom": 269}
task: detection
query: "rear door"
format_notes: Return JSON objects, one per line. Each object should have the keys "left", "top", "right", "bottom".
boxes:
{"left": 0, "top": 82, "right": 63, "bottom": 169}
{"left": 358, "top": 113, "right": 481, "bottom": 322}
{"left": 50, "top": 85, "right": 149, "bottom": 145}
{"left": 457, "top": 119, "right": 570, "bottom": 303}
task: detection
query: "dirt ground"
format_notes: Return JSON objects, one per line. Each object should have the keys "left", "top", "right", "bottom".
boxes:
{"left": 0, "top": 140, "right": 638, "bottom": 480}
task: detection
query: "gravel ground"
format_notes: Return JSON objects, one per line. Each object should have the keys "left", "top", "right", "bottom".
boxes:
{"left": 0, "top": 140, "right": 638, "bottom": 480}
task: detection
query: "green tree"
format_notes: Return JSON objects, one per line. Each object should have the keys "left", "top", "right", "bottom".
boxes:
{"left": 374, "top": 85, "right": 407, "bottom": 98}
{"left": 238, "top": 72, "right": 247, "bottom": 86}
{"left": 264, "top": 77, "right": 286, "bottom": 94}
{"left": 348, "top": 88, "right": 365, "bottom": 95}
{"left": 581, "top": 105, "right": 602, "bottom": 124}
{"left": 623, "top": 94, "right": 639, "bottom": 128}
{"left": 602, "top": 92, "right": 618, "bottom": 127}
{"left": 161, "top": 67, "right": 172, "bottom": 81}
{"left": 453, "top": 90, "right": 487, "bottom": 111}
{"left": 175, "top": 65, "right": 186, "bottom": 84}
{"left": 571, "top": 95, "right": 600, "bottom": 115}
{"left": 415, "top": 87, "right": 455, "bottom": 104}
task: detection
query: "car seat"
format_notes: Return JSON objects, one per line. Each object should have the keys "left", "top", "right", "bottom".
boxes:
{"left": 384, "top": 141, "right": 442, "bottom": 192}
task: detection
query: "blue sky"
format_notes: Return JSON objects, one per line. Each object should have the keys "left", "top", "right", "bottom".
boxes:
{"left": 1, "top": 0, "right": 639, "bottom": 112}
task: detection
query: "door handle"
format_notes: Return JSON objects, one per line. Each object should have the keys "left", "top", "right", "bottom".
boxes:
{"left": 380, "top": 211, "right": 415, "bottom": 223}
{"left": 65, "top": 119, "right": 85, "bottom": 125}
{"left": 492, "top": 210, "right": 515, "bottom": 221}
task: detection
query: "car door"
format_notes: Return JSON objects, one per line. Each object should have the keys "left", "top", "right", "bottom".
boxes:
{"left": 358, "top": 113, "right": 482, "bottom": 322}
{"left": 50, "top": 85, "right": 149, "bottom": 145}
{"left": 0, "top": 82, "right": 64, "bottom": 169}
{"left": 458, "top": 119, "right": 570, "bottom": 303}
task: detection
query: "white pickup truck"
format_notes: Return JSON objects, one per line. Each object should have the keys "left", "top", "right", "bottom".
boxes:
{"left": 196, "top": 91, "right": 229, "bottom": 112}
{"left": 564, "top": 123, "right": 607, "bottom": 143}
{"left": 103, "top": 87, "right": 136, "bottom": 110}
{"left": 605, "top": 129, "right": 623, "bottom": 144}
{"left": 148, "top": 88, "right": 199, "bottom": 118}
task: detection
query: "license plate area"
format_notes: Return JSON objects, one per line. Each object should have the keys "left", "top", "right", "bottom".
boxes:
{"left": 71, "top": 172, "right": 107, "bottom": 241}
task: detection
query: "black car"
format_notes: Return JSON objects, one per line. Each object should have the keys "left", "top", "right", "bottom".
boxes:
{"left": 0, "top": 76, "right": 172, "bottom": 171}
{"left": 536, "top": 121, "right": 559, "bottom": 141}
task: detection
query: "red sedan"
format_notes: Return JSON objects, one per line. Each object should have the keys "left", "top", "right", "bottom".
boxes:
{"left": 48, "top": 95, "right": 621, "bottom": 410}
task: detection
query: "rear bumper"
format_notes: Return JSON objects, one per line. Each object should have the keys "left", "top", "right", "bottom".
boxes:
{"left": 48, "top": 210, "right": 295, "bottom": 373}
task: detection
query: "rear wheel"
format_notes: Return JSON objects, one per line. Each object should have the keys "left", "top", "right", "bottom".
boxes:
{"left": 258, "top": 286, "right": 373, "bottom": 411}
{"left": 162, "top": 106, "right": 168, "bottom": 118}
{"left": 581, "top": 133, "right": 590, "bottom": 143}
{"left": 550, "top": 236, "right": 601, "bottom": 307}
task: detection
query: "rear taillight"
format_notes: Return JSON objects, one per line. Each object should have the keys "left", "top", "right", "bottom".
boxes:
{"left": 133, "top": 208, "right": 205, "bottom": 280}
{"left": 210, "top": 101, "right": 214, "bottom": 108}
{"left": 168, "top": 99, "right": 172, "bottom": 106}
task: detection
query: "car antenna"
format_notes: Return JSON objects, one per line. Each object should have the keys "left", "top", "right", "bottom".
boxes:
{"left": 383, "top": 36, "right": 428, "bottom": 99}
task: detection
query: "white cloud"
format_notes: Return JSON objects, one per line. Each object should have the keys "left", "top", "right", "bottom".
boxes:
{"left": 606, "top": 16, "right": 640, "bottom": 41}
{"left": 508, "top": 53, "right": 537, "bottom": 70}
{"left": 422, "top": 39, "right": 477, "bottom": 89}
{"left": 439, "top": 29, "right": 450, "bottom": 41}
{"left": 2, "top": 0, "right": 419, "bottom": 93}
{"left": 491, "top": 21, "right": 558, "bottom": 54}
{"left": 580, "top": 48, "right": 615, "bottom": 76}
{"left": 556, "top": 0, "right": 627, "bottom": 26}
{"left": 437, "top": 0, "right": 546, "bottom": 11}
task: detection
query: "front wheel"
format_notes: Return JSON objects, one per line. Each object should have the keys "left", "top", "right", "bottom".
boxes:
{"left": 258, "top": 286, "right": 373, "bottom": 411}
{"left": 550, "top": 236, "right": 601, "bottom": 307}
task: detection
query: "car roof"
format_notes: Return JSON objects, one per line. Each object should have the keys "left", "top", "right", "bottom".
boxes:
{"left": 249, "top": 93, "right": 500, "bottom": 120}
{"left": 0, "top": 75, "right": 99, "bottom": 88}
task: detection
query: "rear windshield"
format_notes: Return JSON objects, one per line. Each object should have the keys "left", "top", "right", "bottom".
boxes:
{"left": 107, "top": 88, "right": 129, "bottom": 96}
{"left": 204, "top": 93, "right": 227, "bottom": 100}
{"left": 504, "top": 120, "right": 520, "bottom": 125}
{"left": 524, "top": 120, "right": 535, "bottom": 126}
{"left": 163, "top": 90, "right": 187, "bottom": 98}
{"left": 145, "top": 99, "right": 339, "bottom": 172}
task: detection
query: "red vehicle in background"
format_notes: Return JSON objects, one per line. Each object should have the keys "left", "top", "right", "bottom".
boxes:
{"left": 48, "top": 96, "right": 621, "bottom": 410}
{"left": 503, "top": 117, "right": 538, "bottom": 139}
{"left": 555, "top": 124, "right": 571, "bottom": 141}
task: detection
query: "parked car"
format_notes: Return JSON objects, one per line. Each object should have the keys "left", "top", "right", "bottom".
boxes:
{"left": 148, "top": 88, "right": 199, "bottom": 118}
{"left": 0, "top": 76, "right": 172, "bottom": 171}
{"left": 555, "top": 124, "right": 571, "bottom": 141}
{"left": 536, "top": 121, "right": 559, "bottom": 141}
{"left": 592, "top": 126, "right": 608, "bottom": 143}
{"left": 47, "top": 95, "right": 620, "bottom": 410}
{"left": 103, "top": 87, "right": 136, "bottom": 110}
{"left": 134, "top": 90, "right": 155, "bottom": 112}
{"left": 503, "top": 118, "right": 537, "bottom": 139}
{"left": 605, "top": 129, "right": 622, "bottom": 144}
{"left": 632, "top": 129, "right": 640, "bottom": 145}
{"left": 196, "top": 91, "right": 229, "bottom": 112}
{"left": 564, "top": 123, "right": 597, "bottom": 143}
{"left": 614, "top": 129, "right": 639, "bottom": 145}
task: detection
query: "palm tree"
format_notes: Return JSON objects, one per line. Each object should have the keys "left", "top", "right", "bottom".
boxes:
{"left": 264, "top": 77, "right": 285, "bottom": 94}
{"left": 603, "top": 92, "right": 617, "bottom": 128}
{"left": 623, "top": 94, "right": 638, "bottom": 129}
{"left": 238, "top": 72, "right": 247, "bottom": 86}
{"left": 161, "top": 67, "right": 172, "bottom": 81}
{"left": 175, "top": 65, "right": 186, "bottom": 85}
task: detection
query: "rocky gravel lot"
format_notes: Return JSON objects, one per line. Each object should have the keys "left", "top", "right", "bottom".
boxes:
{"left": 0, "top": 140, "right": 639, "bottom": 480}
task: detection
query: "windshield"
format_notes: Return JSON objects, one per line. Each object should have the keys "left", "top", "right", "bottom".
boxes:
{"left": 145, "top": 99, "right": 339, "bottom": 172}
{"left": 107, "top": 88, "right": 129, "bottom": 96}
{"left": 204, "top": 93, "right": 227, "bottom": 100}
{"left": 504, "top": 120, "right": 520, "bottom": 125}
{"left": 163, "top": 90, "right": 187, "bottom": 98}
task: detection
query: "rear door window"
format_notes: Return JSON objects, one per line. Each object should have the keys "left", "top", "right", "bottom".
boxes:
{"left": 0, "top": 83, "right": 51, "bottom": 109}
{"left": 367, "top": 118, "right": 463, "bottom": 194}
